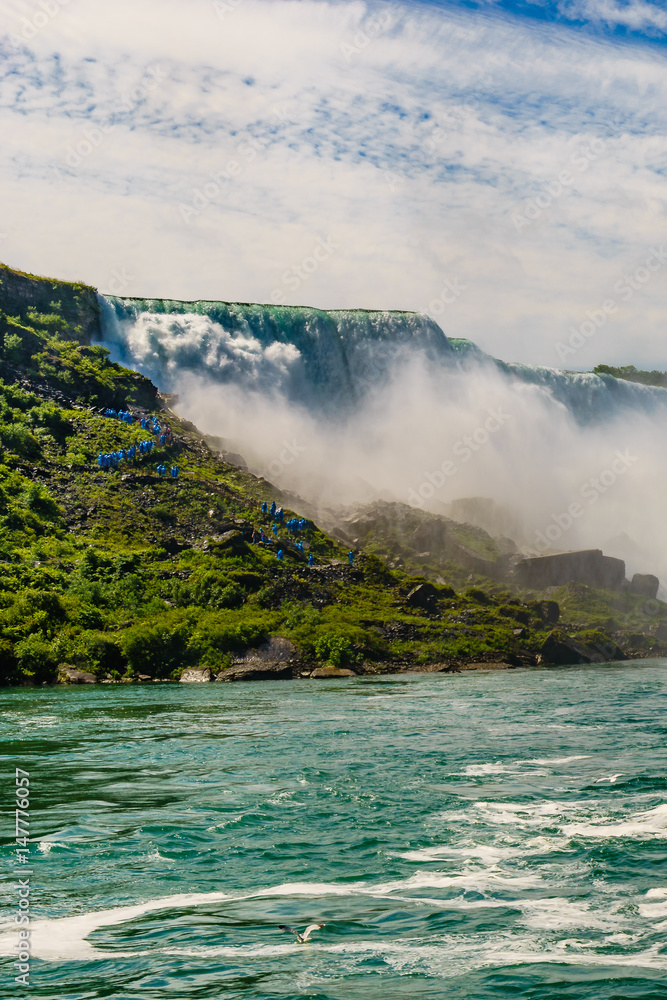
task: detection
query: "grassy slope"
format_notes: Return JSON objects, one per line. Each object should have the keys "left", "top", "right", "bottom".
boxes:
{"left": 1, "top": 263, "right": 666, "bottom": 685}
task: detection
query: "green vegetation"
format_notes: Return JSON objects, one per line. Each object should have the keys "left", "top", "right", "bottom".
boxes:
{"left": 593, "top": 364, "right": 667, "bottom": 388}
{"left": 1, "top": 263, "right": 665, "bottom": 686}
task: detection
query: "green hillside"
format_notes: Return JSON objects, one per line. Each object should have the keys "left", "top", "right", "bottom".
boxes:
{"left": 1, "top": 263, "right": 665, "bottom": 685}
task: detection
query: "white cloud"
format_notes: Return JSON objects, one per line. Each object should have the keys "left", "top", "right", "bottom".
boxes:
{"left": 559, "top": 0, "right": 667, "bottom": 33}
{"left": 0, "top": 0, "right": 666, "bottom": 366}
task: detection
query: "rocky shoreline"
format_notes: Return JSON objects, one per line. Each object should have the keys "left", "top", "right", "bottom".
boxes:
{"left": 52, "top": 632, "right": 656, "bottom": 686}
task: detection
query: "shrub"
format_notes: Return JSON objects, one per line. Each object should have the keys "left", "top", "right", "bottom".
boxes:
{"left": 464, "top": 587, "right": 495, "bottom": 605}
{"left": 122, "top": 620, "right": 193, "bottom": 678}
{"left": 14, "top": 634, "right": 58, "bottom": 683}
{"left": 315, "top": 633, "right": 363, "bottom": 669}
{"left": 0, "top": 423, "right": 41, "bottom": 459}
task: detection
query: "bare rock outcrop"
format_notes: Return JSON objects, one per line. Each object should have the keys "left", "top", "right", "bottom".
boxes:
{"left": 513, "top": 550, "right": 625, "bottom": 591}
{"left": 216, "top": 637, "right": 299, "bottom": 682}
{"left": 629, "top": 573, "right": 659, "bottom": 599}
{"left": 180, "top": 668, "right": 212, "bottom": 682}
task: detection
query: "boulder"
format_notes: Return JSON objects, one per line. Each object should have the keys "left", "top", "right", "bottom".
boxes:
{"left": 514, "top": 550, "right": 625, "bottom": 591}
{"left": 538, "top": 631, "right": 626, "bottom": 666}
{"left": 309, "top": 664, "right": 357, "bottom": 678}
{"left": 203, "top": 530, "right": 247, "bottom": 555}
{"left": 180, "top": 668, "right": 211, "bottom": 683}
{"left": 629, "top": 574, "right": 659, "bottom": 600}
{"left": 216, "top": 662, "right": 293, "bottom": 682}
{"left": 538, "top": 633, "right": 590, "bottom": 666}
{"left": 216, "top": 637, "right": 299, "bottom": 682}
{"left": 529, "top": 600, "right": 560, "bottom": 625}
{"left": 405, "top": 582, "right": 440, "bottom": 611}
{"left": 58, "top": 665, "right": 97, "bottom": 684}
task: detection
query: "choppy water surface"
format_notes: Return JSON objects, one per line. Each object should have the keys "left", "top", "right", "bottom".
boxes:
{"left": 1, "top": 663, "right": 667, "bottom": 999}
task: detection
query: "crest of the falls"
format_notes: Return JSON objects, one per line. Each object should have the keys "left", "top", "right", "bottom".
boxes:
{"left": 98, "top": 295, "right": 667, "bottom": 581}
{"left": 99, "top": 295, "right": 667, "bottom": 424}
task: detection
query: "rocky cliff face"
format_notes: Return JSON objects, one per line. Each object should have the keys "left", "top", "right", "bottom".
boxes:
{"left": 0, "top": 263, "right": 101, "bottom": 343}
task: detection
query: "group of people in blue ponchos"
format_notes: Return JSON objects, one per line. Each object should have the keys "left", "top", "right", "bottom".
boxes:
{"left": 98, "top": 407, "right": 176, "bottom": 478}
{"left": 256, "top": 501, "right": 316, "bottom": 564}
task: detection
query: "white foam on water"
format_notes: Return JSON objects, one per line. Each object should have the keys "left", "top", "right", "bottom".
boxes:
{"left": 373, "top": 869, "right": 543, "bottom": 893}
{"left": 473, "top": 800, "right": 577, "bottom": 827}
{"left": 563, "top": 803, "right": 667, "bottom": 840}
{"left": 1, "top": 867, "right": 546, "bottom": 963}
{"left": 518, "top": 897, "right": 620, "bottom": 931}
{"left": 483, "top": 942, "right": 667, "bottom": 972}
{"left": 165, "top": 943, "right": 299, "bottom": 958}
{"left": 145, "top": 848, "right": 175, "bottom": 863}
{"left": 525, "top": 755, "right": 590, "bottom": 766}
{"left": 638, "top": 893, "right": 667, "bottom": 919}
{"left": 6, "top": 861, "right": 659, "bottom": 966}
{"left": 0, "top": 891, "right": 233, "bottom": 961}
{"left": 398, "top": 844, "right": 519, "bottom": 864}
{"left": 464, "top": 762, "right": 509, "bottom": 776}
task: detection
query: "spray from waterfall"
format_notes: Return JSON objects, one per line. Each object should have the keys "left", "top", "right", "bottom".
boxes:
{"left": 98, "top": 295, "right": 667, "bottom": 580}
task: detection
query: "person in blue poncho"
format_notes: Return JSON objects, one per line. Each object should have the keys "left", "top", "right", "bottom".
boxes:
{"left": 276, "top": 549, "right": 284, "bottom": 561}
{"left": 308, "top": 554, "right": 315, "bottom": 567}
{"left": 170, "top": 466, "right": 179, "bottom": 478}
{"left": 348, "top": 550, "right": 354, "bottom": 566}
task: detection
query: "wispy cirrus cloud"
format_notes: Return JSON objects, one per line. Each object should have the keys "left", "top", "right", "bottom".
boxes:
{"left": 0, "top": 0, "right": 666, "bottom": 367}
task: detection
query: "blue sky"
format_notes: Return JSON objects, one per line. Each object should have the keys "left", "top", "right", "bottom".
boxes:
{"left": 0, "top": 0, "right": 666, "bottom": 367}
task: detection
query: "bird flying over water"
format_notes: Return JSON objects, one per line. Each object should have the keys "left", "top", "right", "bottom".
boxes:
{"left": 279, "top": 923, "right": 323, "bottom": 943}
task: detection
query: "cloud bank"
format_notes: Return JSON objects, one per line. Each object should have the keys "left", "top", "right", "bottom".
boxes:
{"left": 0, "top": 0, "right": 666, "bottom": 367}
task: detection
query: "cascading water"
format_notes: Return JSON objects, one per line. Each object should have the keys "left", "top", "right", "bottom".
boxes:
{"left": 100, "top": 295, "right": 667, "bottom": 423}
{"left": 98, "top": 296, "right": 667, "bottom": 579}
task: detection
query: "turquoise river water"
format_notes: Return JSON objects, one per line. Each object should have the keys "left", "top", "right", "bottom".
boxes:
{"left": 1, "top": 663, "right": 667, "bottom": 999}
